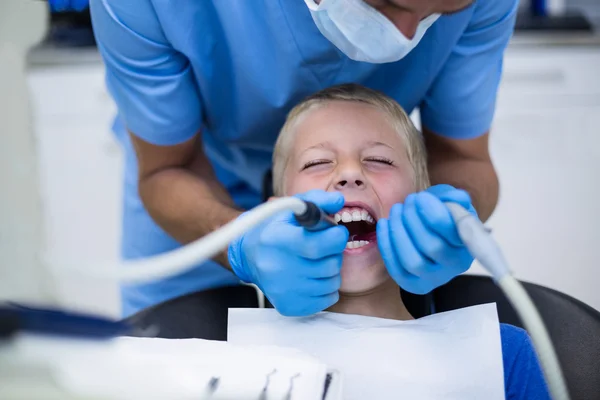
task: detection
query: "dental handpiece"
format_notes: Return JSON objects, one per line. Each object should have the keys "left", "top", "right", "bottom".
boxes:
{"left": 444, "top": 202, "right": 570, "bottom": 400}
{"left": 294, "top": 201, "right": 338, "bottom": 231}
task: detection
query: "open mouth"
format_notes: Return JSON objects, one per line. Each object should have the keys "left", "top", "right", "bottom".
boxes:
{"left": 334, "top": 206, "right": 377, "bottom": 249}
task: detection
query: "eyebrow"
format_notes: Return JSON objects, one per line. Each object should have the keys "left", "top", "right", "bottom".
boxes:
{"left": 299, "top": 140, "right": 394, "bottom": 156}
{"left": 299, "top": 141, "right": 334, "bottom": 156}
{"left": 365, "top": 141, "right": 394, "bottom": 150}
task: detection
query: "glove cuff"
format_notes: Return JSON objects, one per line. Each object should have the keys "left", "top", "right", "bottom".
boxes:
{"left": 227, "top": 236, "right": 253, "bottom": 284}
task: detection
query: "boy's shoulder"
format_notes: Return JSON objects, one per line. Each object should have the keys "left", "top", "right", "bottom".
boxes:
{"left": 499, "top": 323, "right": 551, "bottom": 400}
{"left": 500, "top": 323, "right": 528, "bottom": 347}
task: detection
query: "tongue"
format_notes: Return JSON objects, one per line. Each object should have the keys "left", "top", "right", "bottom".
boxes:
{"left": 350, "top": 231, "right": 377, "bottom": 242}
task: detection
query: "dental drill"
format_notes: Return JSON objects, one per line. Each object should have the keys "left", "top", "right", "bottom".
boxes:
{"left": 59, "top": 197, "right": 569, "bottom": 400}
{"left": 70, "top": 198, "right": 336, "bottom": 284}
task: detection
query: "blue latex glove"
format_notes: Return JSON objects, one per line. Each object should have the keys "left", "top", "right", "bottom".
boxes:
{"left": 228, "top": 190, "right": 349, "bottom": 316}
{"left": 49, "top": 0, "right": 89, "bottom": 12}
{"left": 376, "top": 184, "right": 477, "bottom": 295}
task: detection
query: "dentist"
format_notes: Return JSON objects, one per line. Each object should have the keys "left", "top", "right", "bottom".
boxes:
{"left": 90, "top": 0, "right": 517, "bottom": 317}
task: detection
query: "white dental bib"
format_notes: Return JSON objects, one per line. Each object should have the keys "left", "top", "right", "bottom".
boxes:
{"left": 228, "top": 303, "right": 505, "bottom": 400}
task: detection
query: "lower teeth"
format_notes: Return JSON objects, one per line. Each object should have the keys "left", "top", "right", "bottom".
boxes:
{"left": 345, "top": 240, "right": 369, "bottom": 249}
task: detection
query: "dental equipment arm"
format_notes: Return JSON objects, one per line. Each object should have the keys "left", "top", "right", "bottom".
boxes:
{"left": 445, "top": 203, "right": 570, "bottom": 400}
{"left": 63, "top": 198, "right": 329, "bottom": 284}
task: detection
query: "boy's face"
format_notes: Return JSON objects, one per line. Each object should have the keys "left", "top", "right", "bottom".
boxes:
{"left": 284, "top": 100, "right": 415, "bottom": 294}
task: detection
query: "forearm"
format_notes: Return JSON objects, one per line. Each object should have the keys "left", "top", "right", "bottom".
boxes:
{"left": 428, "top": 157, "right": 499, "bottom": 221}
{"left": 139, "top": 157, "right": 242, "bottom": 270}
{"left": 140, "top": 168, "right": 242, "bottom": 268}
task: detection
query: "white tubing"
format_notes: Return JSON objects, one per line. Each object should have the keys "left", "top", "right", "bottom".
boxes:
{"left": 57, "top": 197, "right": 307, "bottom": 284}
{"left": 243, "top": 283, "right": 266, "bottom": 309}
{"left": 498, "top": 276, "right": 570, "bottom": 400}
{"left": 54, "top": 197, "right": 570, "bottom": 399}
{"left": 446, "top": 202, "right": 570, "bottom": 400}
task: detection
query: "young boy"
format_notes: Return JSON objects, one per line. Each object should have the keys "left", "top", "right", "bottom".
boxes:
{"left": 271, "top": 83, "right": 550, "bottom": 399}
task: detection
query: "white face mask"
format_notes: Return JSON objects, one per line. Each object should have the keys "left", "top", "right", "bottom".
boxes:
{"left": 304, "top": 0, "right": 440, "bottom": 64}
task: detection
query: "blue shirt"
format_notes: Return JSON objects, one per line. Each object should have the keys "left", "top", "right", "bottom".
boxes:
{"left": 90, "top": 0, "right": 518, "bottom": 317}
{"left": 501, "top": 324, "right": 551, "bottom": 399}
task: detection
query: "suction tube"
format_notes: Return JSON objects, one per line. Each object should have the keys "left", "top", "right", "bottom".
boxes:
{"left": 61, "top": 197, "right": 314, "bottom": 284}
{"left": 445, "top": 203, "right": 570, "bottom": 400}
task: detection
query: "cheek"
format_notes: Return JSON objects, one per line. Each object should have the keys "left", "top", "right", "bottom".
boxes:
{"left": 285, "top": 174, "right": 330, "bottom": 195}
{"left": 371, "top": 172, "right": 415, "bottom": 218}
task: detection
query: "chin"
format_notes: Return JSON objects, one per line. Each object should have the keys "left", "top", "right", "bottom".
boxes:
{"left": 339, "top": 258, "right": 390, "bottom": 294}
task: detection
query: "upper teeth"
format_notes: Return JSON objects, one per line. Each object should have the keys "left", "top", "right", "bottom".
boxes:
{"left": 334, "top": 208, "right": 375, "bottom": 224}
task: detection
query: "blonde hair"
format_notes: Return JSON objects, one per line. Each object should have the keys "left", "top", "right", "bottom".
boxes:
{"left": 272, "top": 83, "right": 430, "bottom": 196}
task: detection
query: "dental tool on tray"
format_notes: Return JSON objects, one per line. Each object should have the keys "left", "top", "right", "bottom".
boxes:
{"left": 57, "top": 197, "right": 569, "bottom": 400}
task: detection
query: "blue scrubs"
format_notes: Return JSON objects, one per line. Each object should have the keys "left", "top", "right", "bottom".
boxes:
{"left": 90, "top": 0, "right": 518, "bottom": 317}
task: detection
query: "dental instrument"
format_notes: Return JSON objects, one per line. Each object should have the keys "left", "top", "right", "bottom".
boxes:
{"left": 56, "top": 197, "right": 569, "bottom": 399}
{"left": 445, "top": 203, "right": 570, "bottom": 400}
{"left": 60, "top": 199, "right": 332, "bottom": 284}
{"left": 294, "top": 200, "right": 339, "bottom": 231}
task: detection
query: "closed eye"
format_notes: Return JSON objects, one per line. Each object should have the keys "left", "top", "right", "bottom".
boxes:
{"left": 302, "top": 159, "right": 332, "bottom": 170}
{"left": 365, "top": 156, "right": 394, "bottom": 165}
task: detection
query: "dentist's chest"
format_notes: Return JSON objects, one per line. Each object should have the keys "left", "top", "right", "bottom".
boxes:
{"left": 161, "top": 0, "right": 463, "bottom": 145}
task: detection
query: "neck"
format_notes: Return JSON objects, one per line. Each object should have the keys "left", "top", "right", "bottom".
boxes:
{"left": 328, "top": 279, "right": 413, "bottom": 321}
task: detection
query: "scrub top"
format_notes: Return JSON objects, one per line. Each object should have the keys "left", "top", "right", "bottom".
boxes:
{"left": 90, "top": 0, "right": 518, "bottom": 317}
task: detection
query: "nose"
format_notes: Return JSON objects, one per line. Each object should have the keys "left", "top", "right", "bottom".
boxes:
{"left": 334, "top": 164, "right": 367, "bottom": 191}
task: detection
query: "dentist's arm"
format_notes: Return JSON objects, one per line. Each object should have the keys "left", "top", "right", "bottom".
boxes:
{"left": 377, "top": 0, "right": 516, "bottom": 295}
{"left": 415, "top": 0, "right": 517, "bottom": 223}
{"left": 423, "top": 128, "right": 498, "bottom": 222}
{"left": 91, "top": 0, "right": 243, "bottom": 269}
{"left": 131, "top": 132, "right": 242, "bottom": 269}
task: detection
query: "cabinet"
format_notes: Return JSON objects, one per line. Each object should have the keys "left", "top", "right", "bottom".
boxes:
{"left": 474, "top": 46, "right": 600, "bottom": 311}
{"left": 27, "top": 61, "right": 121, "bottom": 317}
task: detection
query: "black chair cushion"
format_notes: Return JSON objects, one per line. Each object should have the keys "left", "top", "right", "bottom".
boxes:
{"left": 124, "top": 285, "right": 258, "bottom": 340}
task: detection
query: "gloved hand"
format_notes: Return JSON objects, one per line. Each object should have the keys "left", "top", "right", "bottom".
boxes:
{"left": 49, "top": 0, "right": 89, "bottom": 13}
{"left": 228, "top": 190, "right": 349, "bottom": 316}
{"left": 376, "top": 184, "right": 477, "bottom": 295}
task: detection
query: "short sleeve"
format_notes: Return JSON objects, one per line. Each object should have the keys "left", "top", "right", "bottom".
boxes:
{"left": 420, "top": 0, "right": 518, "bottom": 139}
{"left": 501, "top": 324, "right": 551, "bottom": 400}
{"left": 90, "top": 0, "right": 202, "bottom": 145}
